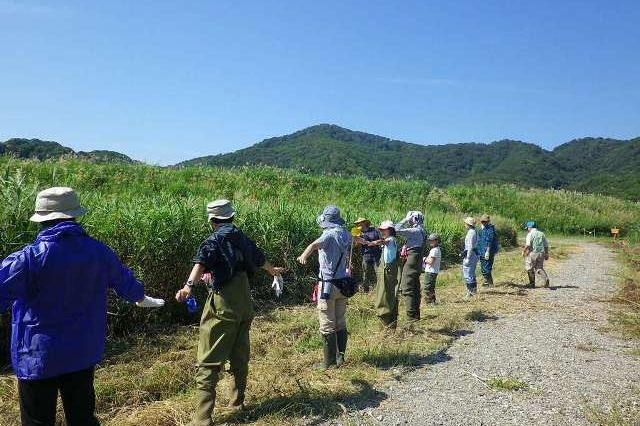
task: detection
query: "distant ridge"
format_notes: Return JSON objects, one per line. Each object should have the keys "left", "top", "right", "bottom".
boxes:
{"left": 178, "top": 124, "right": 640, "bottom": 200}
{"left": 3, "top": 125, "right": 639, "bottom": 200}
{"left": 0, "top": 138, "right": 134, "bottom": 163}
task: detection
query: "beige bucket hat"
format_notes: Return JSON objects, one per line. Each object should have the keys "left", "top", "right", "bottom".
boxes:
{"left": 480, "top": 214, "right": 491, "bottom": 223}
{"left": 464, "top": 216, "right": 476, "bottom": 226}
{"left": 378, "top": 220, "right": 394, "bottom": 230}
{"left": 207, "top": 199, "right": 236, "bottom": 220}
{"left": 29, "top": 187, "right": 87, "bottom": 223}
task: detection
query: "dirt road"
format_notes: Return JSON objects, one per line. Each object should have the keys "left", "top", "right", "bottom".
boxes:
{"left": 337, "top": 243, "right": 640, "bottom": 426}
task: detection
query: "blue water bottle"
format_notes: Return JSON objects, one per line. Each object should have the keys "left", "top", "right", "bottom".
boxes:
{"left": 186, "top": 295, "right": 197, "bottom": 314}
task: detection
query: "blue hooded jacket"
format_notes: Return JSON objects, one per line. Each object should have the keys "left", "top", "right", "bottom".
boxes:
{"left": 0, "top": 221, "right": 144, "bottom": 380}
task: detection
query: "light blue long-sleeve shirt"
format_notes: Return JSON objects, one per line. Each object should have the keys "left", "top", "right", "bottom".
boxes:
{"left": 464, "top": 228, "right": 478, "bottom": 257}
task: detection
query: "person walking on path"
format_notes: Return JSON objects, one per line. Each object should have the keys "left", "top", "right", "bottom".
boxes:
{"left": 395, "top": 211, "right": 426, "bottom": 321}
{"left": 462, "top": 216, "right": 479, "bottom": 299}
{"left": 297, "top": 205, "right": 352, "bottom": 369}
{"left": 523, "top": 220, "right": 550, "bottom": 288}
{"left": 423, "top": 233, "right": 442, "bottom": 304}
{"left": 477, "top": 214, "right": 500, "bottom": 287}
{"left": 175, "top": 199, "right": 284, "bottom": 426}
{"left": 0, "top": 187, "right": 164, "bottom": 426}
{"left": 354, "top": 218, "right": 382, "bottom": 293}
{"left": 372, "top": 221, "right": 400, "bottom": 329}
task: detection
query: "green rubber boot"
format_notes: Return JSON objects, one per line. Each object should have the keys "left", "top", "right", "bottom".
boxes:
{"left": 315, "top": 333, "right": 337, "bottom": 370}
{"left": 189, "top": 390, "right": 216, "bottom": 426}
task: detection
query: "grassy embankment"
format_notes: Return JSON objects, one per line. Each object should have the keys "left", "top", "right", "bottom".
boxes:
{"left": 0, "top": 239, "right": 574, "bottom": 426}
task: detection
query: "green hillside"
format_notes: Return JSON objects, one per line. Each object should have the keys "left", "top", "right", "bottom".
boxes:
{"left": 1, "top": 138, "right": 134, "bottom": 163}
{"left": 179, "top": 124, "right": 640, "bottom": 200}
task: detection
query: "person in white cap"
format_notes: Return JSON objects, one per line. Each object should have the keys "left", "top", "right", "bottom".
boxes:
{"left": 462, "top": 216, "right": 479, "bottom": 298}
{"left": 0, "top": 187, "right": 164, "bottom": 426}
{"left": 372, "top": 220, "right": 400, "bottom": 328}
{"left": 175, "top": 199, "right": 284, "bottom": 426}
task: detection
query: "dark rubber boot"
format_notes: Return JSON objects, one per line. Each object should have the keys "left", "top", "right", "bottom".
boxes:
{"left": 482, "top": 274, "right": 494, "bottom": 287}
{"left": 527, "top": 270, "right": 536, "bottom": 288}
{"left": 336, "top": 329, "right": 348, "bottom": 367}
{"left": 316, "top": 333, "right": 337, "bottom": 370}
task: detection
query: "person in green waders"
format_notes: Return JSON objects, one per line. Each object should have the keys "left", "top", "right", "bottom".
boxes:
{"left": 373, "top": 220, "right": 400, "bottom": 329}
{"left": 395, "top": 211, "right": 426, "bottom": 321}
{"left": 175, "top": 199, "right": 284, "bottom": 426}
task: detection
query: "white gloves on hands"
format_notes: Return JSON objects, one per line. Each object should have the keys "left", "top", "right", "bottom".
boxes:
{"left": 136, "top": 295, "right": 166, "bottom": 308}
{"left": 272, "top": 275, "right": 284, "bottom": 298}
{"left": 484, "top": 250, "right": 491, "bottom": 260}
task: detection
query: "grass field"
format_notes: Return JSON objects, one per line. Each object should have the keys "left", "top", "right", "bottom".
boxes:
{"left": 1, "top": 157, "right": 639, "bottom": 425}
{"left": 0, "top": 240, "right": 575, "bottom": 426}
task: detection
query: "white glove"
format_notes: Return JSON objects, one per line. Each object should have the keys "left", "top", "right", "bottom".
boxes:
{"left": 484, "top": 249, "right": 491, "bottom": 260}
{"left": 272, "top": 275, "right": 284, "bottom": 298}
{"left": 463, "top": 258, "right": 470, "bottom": 267}
{"left": 136, "top": 295, "right": 165, "bottom": 308}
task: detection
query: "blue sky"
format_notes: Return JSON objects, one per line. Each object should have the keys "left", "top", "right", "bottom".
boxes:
{"left": 1, "top": 1, "right": 639, "bottom": 164}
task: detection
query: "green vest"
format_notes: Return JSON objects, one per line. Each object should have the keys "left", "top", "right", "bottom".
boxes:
{"left": 530, "top": 230, "right": 546, "bottom": 253}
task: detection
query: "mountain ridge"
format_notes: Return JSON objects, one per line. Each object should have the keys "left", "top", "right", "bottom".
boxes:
{"left": 177, "top": 124, "right": 640, "bottom": 200}
{"left": 2, "top": 125, "right": 639, "bottom": 200}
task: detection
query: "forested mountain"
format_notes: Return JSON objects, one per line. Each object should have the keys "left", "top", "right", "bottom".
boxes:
{"left": 3, "top": 126, "right": 639, "bottom": 200}
{"left": 179, "top": 124, "right": 640, "bottom": 200}
{"left": 0, "top": 138, "right": 134, "bottom": 163}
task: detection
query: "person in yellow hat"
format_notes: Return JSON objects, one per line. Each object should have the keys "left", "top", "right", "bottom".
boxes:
{"left": 175, "top": 199, "right": 284, "bottom": 426}
{"left": 354, "top": 218, "right": 382, "bottom": 293}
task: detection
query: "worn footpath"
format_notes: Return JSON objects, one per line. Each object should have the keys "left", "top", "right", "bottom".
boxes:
{"left": 331, "top": 243, "right": 640, "bottom": 426}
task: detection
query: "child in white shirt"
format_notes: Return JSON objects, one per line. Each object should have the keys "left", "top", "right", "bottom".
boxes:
{"left": 423, "top": 233, "right": 441, "bottom": 304}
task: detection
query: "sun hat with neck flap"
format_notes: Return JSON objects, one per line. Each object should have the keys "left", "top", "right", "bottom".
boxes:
{"left": 317, "top": 205, "right": 345, "bottom": 229}
{"left": 207, "top": 199, "right": 236, "bottom": 221}
{"left": 29, "top": 187, "right": 87, "bottom": 223}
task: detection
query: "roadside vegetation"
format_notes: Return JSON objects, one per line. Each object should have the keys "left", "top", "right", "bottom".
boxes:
{"left": 0, "top": 239, "right": 572, "bottom": 426}
{"left": 613, "top": 242, "right": 640, "bottom": 340}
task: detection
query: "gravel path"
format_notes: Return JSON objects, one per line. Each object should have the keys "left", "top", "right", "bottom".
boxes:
{"left": 337, "top": 243, "right": 640, "bottom": 426}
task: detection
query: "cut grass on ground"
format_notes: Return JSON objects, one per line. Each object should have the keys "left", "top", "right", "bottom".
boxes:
{"left": 486, "top": 377, "right": 528, "bottom": 392}
{"left": 0, "top": 242, "right": 574, "bottom": 426}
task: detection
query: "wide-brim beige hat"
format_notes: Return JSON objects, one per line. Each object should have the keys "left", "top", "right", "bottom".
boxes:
{"left": 464, "top": 216, "right": 476, "bottom": 226}
{"left": 29, "top": 187, "right": 87, "bottom": 223}
{"left": 354, "top": 217, "right": 369, "bottom": 225}
{"left": 207, "top": 199, "right": 236, "bottom": 220}
{"left": 378, "top": 220, "right": 394, "bottom": 230}
{"left": 480, "top": 214, "right": 491, "bottom": 223}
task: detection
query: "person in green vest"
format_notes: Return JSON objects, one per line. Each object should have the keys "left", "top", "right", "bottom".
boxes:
{"left": 175, "top": 200, "right": 284, "bottom": 426}
{"left": 523, "top": 220, "right": 550, "bottom": 288}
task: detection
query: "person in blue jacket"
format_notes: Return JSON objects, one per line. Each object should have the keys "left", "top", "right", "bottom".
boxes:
{"left": 0, "top": 187, "right": 164, "bottom": 426}
{"left": 477, "top": 214, "right": 500, "bottom": 287}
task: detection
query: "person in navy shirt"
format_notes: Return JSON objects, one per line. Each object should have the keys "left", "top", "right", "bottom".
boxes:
{"left": 477, "top": 214, "right": 500, "bottom": 287}
{"left": 0, "top": 187, "right": 163, "bottom": 426}
{"left": 354, "top": 218, "right": 382, "bottom": 292}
